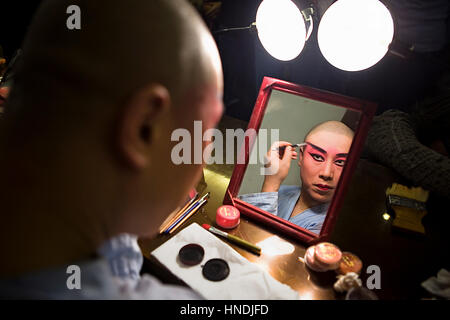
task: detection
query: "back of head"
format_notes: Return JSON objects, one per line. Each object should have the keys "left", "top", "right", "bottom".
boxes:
{"left": 0, "top": 0, "right": 223, "bottom": 240}
{"left": 0, "top": 0, "right": 223, "bottom": 274}
{"left": 3, "top": 0, "right": 217, "bottom": 141}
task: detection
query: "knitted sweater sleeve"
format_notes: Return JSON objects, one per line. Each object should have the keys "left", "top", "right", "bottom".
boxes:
{"left": 366, "top": 109, "right": 450, "bottom": 199}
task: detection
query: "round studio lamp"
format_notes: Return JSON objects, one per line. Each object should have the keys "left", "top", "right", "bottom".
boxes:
{"left": 256, "top": 0, "right": 307, "bottom": 61}
{"left": 317, "top": 0, "right": 394, "bottom": 71}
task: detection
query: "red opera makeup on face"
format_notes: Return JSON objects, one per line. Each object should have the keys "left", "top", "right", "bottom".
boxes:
{"left": 305, "top": 142, "right": 348, "bottom": 171}
{"left": 298, "top": 134, "right": 352, "bottom": 204}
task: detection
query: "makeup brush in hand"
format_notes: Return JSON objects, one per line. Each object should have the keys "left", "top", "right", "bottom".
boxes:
{"left": 276, "top": 143, "right": 306, "bottom": 158}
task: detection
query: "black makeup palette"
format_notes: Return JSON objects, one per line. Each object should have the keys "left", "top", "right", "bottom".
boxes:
{"left": 202, "top": 258, "right": 230, "bottom": 281}
{"left": 179, "top": 244, "right": 205, "bottom": 266}
{"left": 178, "top": 243, "right": 230, "bottom": 282}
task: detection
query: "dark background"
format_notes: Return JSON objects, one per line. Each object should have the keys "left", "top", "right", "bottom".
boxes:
{"left": 211, "top": 0, "right": 450, "bottom": 120}
{"left": 2, "top": 0, "right": 449, "bottom": 120}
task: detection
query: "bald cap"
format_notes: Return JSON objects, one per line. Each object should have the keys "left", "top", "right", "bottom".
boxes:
{"left": 305, "top": 120, "right": 354, "bottom": 141}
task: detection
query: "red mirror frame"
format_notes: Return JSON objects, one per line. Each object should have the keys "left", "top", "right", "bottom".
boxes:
{"left": 223, "top": 77, "right": 377, "bottom": 245}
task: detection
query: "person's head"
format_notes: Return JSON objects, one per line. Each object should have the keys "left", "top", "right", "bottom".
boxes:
{"left": 1, "top": 0, "right": 223, "bottom": 238}
{"left": 297, "top": 121, "right": 354, "bottom": 204}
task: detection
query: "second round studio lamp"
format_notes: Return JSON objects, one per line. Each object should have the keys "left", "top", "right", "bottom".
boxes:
{"left": 255, "top": 0, "right": 312, "bottom": 61}
{"left": 317, "top": 0, "right": 394, "bottom": 71}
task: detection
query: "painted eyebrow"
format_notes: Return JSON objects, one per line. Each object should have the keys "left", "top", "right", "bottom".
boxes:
{"left": 336, "top": 153, "right": 348, "bottom": 158}
{"left": 306, "top": 142, "right": 348, "bottom": 158}
{"left": 306, "top": 142, "right": 326, "bottom": 154}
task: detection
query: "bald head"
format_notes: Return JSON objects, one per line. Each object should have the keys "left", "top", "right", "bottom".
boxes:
{"left": 0, "top": 0, "right": 224, "bottom": 272}
{"left": 305, "top": 120, "right": 354, "bottom": 142}
{"left": 5, "top": 0, "right": 221, "bottom": 129}
{"left": 297, "top": 121, "right": 354, "bottom": 206}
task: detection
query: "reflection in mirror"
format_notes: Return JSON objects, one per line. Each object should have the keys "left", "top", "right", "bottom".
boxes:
{"left": 237, "top": 89, "right": 361, "bottom": 234}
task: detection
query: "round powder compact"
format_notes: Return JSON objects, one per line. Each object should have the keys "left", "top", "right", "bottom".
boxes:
{"left": 337, "top": 252, "right": 363, "bottom": 275}
{"left": 178, "top": 243, "right": 205, "bottom": 266}
{"left": 304, "top": 245, "right": 328, "bottom": 272}
{"left": 314, "top": 242, "right": 342, "bottom": 271}
{"left": 202, "top": 258, "right": 230, "bottom": 281}
{"left": 216, "top": 205, "right": 240, "bottom": 229}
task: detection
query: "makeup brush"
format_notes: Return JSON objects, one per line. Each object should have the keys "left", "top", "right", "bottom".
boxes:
{"left": 202, "top": 224, "right": 261, "bottom": 256}
{"left": 159, "top": 192, "right": 199, "bottom": 234}
{"left": 165, "top": 193, "right": 210, "bottom": 234}
{"left": 168, "top": 196, "right": 208, "bottom": 234}
{"left": 275, "top": 143, "right": 307, "bottom": 157}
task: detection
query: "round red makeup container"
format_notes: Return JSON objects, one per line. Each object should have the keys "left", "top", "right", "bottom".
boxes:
{"left": 314, "top": 242, "right": 342, "bottom": 270}
{"left": 216, "top": 205, "right": 240, "bottom": 229}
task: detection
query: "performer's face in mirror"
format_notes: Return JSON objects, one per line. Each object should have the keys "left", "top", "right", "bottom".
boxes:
{"left": 298, "top": 128, "right": 353, "bottom": 205}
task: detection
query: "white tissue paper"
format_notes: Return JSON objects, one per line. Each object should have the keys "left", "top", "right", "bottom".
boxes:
{"left": 421, "top": 269, "right": 450, "bottom": 299}
{"left": 151, "top": 223, "right": 300, "bottom": 300}
{"left": 333, "top": 272, "right": 362, "bottom": 293}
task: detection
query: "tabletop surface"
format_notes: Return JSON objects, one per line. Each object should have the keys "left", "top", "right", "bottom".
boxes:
{"left": 139, "top": 160, "right": 336, "bottom": 299}
{"left": 138, "top": 118, "right": 449, "bottom": 300}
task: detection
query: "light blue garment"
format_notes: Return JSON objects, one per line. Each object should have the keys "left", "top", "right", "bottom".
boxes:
{"left": 97, "top": 233, "right": 143, "bottom": 282}
{"left": 0, "top": 234, "right": 203, "bottom": 299}
{"left": 239, "top": 185, "right": 329, "bottom": 234}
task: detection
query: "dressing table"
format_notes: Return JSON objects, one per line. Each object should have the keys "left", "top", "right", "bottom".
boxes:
{"left": 138, "top": 77, "right": 447, "bottom": 300}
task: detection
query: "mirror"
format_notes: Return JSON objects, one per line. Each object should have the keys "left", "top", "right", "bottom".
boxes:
{"left": 224, "top": 77, "right": 376, "bottom": 244}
